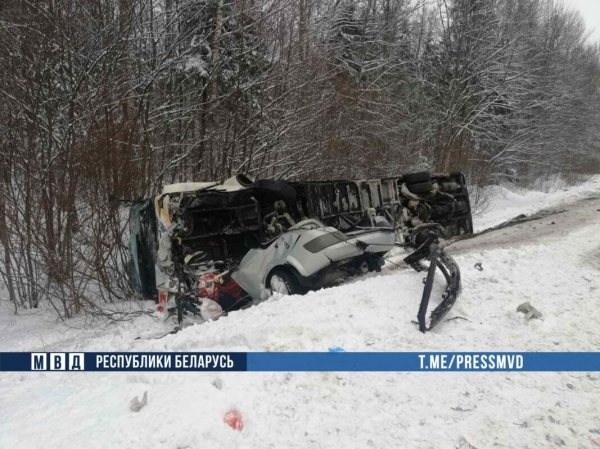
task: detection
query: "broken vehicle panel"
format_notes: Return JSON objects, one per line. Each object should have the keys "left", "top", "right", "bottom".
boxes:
{"left": 404, "top": 234, "right": 461, "bottom": 332}
{"left": 291, "top": 172, "right": 472, "bottom": 241}
{"left": 128, "top": 171, "right": 473, "bottom": 332}
{"left": 232, "top": 218, "right": 395, "bottom": 301}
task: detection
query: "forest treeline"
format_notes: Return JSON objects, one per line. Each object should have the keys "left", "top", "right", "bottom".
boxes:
{"left": 1, "top": 0, "right": 599, "bottom": 316}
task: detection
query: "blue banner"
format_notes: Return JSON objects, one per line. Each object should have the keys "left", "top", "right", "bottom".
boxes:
{"left": 1, "top": 352, "right": 600, "bottom": 372}
{"left": 0, "top": 352, "right": 246, "bottom": 372}
{"left": 248, "top": 352, "right": 600, "bottom": 371}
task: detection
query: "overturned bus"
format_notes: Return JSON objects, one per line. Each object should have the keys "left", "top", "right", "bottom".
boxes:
{"left": 129, "top": 171, "right": 472, "bottom": 332}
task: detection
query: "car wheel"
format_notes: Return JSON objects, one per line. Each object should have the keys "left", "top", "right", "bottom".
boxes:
{"left": 368, "top": 257, "right": 382, "bottom": 272}
{"left": 355, "top": 257, "right": 381, "bottom": 274}
{"left": 357, "top": 259, "right": 371, "bottom": 275}
{"left": 251, "top": 179, "right": 297, "bottom": 205}
{"left": 407, "top": 181, "right": 433, "bottom": 194}
{"left": 402, "top": 171, "right": 431, "bottom": 184}
{"left": 269, "top": 269, "right": 300, "bottom": 296}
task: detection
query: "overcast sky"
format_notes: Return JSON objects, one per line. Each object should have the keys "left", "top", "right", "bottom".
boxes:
{"left": 568, "top": 0, "right": 600, "bottom": 43}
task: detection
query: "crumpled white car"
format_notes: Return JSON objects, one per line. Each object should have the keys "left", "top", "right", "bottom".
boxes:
{"left": 231, "top": 218, "right": 396, "bottom": 300}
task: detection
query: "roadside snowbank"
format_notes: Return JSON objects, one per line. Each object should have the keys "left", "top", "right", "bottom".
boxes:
{"left": 471, "top": 175, "right": 600, "bottom": 232}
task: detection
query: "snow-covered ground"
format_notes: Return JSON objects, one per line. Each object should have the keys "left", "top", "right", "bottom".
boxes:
{"left": 1, "top": 177, "right": 600, "bottom": 449}
{"left": 471, "top": 175, "right": 600, "bottom": 232}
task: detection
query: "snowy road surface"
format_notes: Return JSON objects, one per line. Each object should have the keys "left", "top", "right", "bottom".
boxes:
{"left": 1, "top": 178, "right": 600, "bottom": 449}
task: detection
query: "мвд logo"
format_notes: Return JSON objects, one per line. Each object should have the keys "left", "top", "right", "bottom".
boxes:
{"left": 30, "top": 353, "right": 85, "bottom": 371}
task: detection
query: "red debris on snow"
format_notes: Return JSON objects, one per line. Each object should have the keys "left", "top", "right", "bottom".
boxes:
{"left": 224, "top": 409, "right": 244, "bottom": 431}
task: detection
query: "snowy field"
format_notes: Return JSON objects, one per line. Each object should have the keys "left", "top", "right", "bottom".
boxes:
{"left": 1, "top": 177, "right": 600, "bottom": 449}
